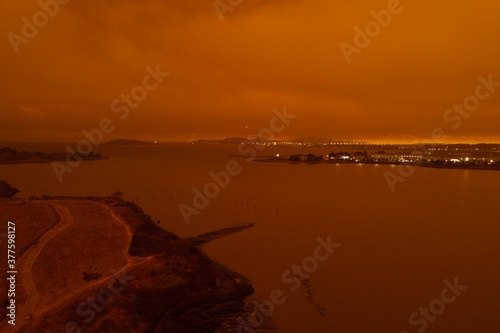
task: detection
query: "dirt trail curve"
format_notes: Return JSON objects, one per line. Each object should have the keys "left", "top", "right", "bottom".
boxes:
{"left": 0, "top": 201, "right": 152, "bottom": 333}
{"left": 1, "top": 203, "right": 75, "bottom": 333}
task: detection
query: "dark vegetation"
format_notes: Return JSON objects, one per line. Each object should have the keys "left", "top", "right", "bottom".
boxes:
{"left": 0, "top": 180, "right": 19, "bottom": 198}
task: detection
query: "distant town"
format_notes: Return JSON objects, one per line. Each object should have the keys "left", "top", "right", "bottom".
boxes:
{"left": 189, "top": 137, "right": 500, "bottom": 171}
{"left": 95, "top": 137, "right": 500, "bottom": 170}
{"left": 249, "top": 142, "right": 500, "bottom": 170}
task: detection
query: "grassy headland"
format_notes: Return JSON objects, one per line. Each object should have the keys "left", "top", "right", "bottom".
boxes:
{"left": 0, "top": 196, "right": 257, "bottom": 333}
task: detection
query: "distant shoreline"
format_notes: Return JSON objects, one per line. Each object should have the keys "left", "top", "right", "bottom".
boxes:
{"left": 102, "top": 139, "right": 164, "bottom": 145}
{"left": 0, "top": 157, "right": 109, "bottom": 165}
{"left": 254, "top": 157, "right": 500, "bottom": 171}
{"left": 0, "top": 147, "right": 108, "bottom": 165}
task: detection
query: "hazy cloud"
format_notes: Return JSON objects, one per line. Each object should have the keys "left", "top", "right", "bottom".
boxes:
{"left": 1, "top": 0, "right": 499, "bottom": 142}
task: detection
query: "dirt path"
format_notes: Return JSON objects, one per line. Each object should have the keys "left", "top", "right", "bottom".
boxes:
{"left": 97, "top": 202, "right": 134, "bottom": 264}
{"left": 0, "top": 203, "right": 75, "bottom": 333}
{"left": 0, "top": 200, "right": 151, "bottom": 333}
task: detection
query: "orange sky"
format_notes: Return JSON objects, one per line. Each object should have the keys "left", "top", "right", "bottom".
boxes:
{"left": 1, "top": 0, "right": 500, "bottom": 143}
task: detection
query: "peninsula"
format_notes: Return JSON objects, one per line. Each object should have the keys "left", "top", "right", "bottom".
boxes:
{"left": 0, "top": 147, "right": 108, "bottom": 165}
{"left": 0, "top": 195, "right": 260, "bottom": 332}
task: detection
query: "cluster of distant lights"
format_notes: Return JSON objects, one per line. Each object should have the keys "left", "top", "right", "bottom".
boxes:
{"left": 189, "top": 140, "right": 500, "bottom": 152}
{"left": 252, "top": 141, "right": 400, "bottom": 147}
{"left": 245, "top": 142, "right": 500, "bottom": 153}
{"left": 188, "top": 139, "right": 499, "bottom": 164}
{"left": 272, "top": 153, "right": 496, "bottom": 164}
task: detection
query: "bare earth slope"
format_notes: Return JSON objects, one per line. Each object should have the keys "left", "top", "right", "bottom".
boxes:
{"left": 0, "top": 197, "right": 255, "bottom": 333}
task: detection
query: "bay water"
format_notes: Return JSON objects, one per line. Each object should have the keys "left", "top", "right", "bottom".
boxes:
{"left": 1, "top": 142, "right": 499, "bottom": 332}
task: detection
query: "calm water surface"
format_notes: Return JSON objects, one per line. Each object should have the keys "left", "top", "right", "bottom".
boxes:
{"left": 1, "top": 142, "right": 499, "bottom": 332}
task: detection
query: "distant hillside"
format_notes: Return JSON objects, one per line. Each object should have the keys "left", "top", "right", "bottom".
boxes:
{"left": 104, "top": 139, "right": 163, "bottom": 145}
{"left": 192, "top": 137, "right": 249, "bottom": 144}
{"left": 290, "top": 137, "right": 336, "bottom": 143}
